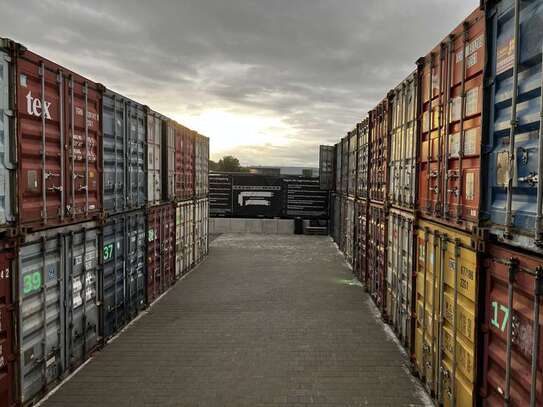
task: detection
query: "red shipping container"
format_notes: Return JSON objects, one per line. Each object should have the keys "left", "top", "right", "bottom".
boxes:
{"left": 175, "top": 123, "right": 185, "bottom": 200}
{"left": 367, "top": 202, "right": 387, "bottom": 315}
{"left": 417, "top": 9, "right": 485, "bottom": 232}
{"left": 369, "top": 99, "right": 391, "bottom": 204}
{"left": 481, "top": 243, "right": 543, "bottom": 407}
{"left": 2, "top": 39, "right": 102, "bottom": 232}
{"left": 0, "top": 248, "right": 15, "bottom": 407}
{"left": 146, "top": 203, "right": 175, "bottom": 304}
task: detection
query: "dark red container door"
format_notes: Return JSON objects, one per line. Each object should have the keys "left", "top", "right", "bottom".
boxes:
{"left": 368, "top": 203, "right": 387, "bottom": 314}
{"left": 14, "top": 47, "right": 102, "bottom": 232}
{"left": 161, "top": 203, "right": 175, "bottom": 288}
{"left": 0, "top": 250, "right": 14, "bottom": 407}
{"left": 175, "top": 125, "right": 184, "bottom": 200}
{"left": 481, "top": 243, "right": 543, "bottom": 407}
{"left": 369, "top": 100, "right": 390, "bottom": 204}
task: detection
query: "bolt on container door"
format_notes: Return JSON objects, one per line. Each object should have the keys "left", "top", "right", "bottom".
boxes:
{"left": 162, "top": 120, "right": 176, "bottom": 202}
{"left": 347, "top": 129, "right": 358, "bottom": 197}
{"left": 3, "top": 41, "right": 103, "bottom": 232}
{"left": 17, "top": 222, "right": 98, "bottom": 404}
{"left": 354, "top": 199, "right": 368, "bottom": 285}
{"left": 386, "top": 209, "right": 415, "bottom": 351}
{"left": 480, "top": 243, "right": 543, "bottom": 407}
{"left": 0, "top": 50, "right": 15, "bottom": 231}
{"left": 146, "top": 110, "right": 162, "bottom": 206}
{"left": 483, "top": 0, "right": 543, "bottom": 253}
{"left": 100, "top": 210, "right": 146, "bottom": 340}
{"left": 388, "top": 71, "right": 418, "bottom": 211}
{"left": 369, "top": 99, "right": 390, "bottom": 204}
{"left": 341, "top": 136, "right": 349, "bottom": 195}
{"left": 356, "top": 119, "right": 370, "bottom": 201}
{"left": 414, "top": 219, "right": 478, "bottom": 407}
{"left": 0, "top": 248, "right": 15, "bottom": 407}
{"left": 418, "top": 9, "right": 484, "bottom": 231}
{"left": 368, "top": 203, "right": 387, "bottom": 313}
{"left": 319, "top": 145, "right": 335, "bottom": 190}
{"left": 146, "top": 203, "right": 175, "bottom": 304}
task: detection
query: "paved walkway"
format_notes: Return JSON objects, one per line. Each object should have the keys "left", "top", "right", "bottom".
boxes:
{"left": 42, "top": 234, "right": 430, "bottom": 407}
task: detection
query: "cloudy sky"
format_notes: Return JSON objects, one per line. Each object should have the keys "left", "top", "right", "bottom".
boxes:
{"left": 2, "top": 0, "right": 476, "bottom": 166}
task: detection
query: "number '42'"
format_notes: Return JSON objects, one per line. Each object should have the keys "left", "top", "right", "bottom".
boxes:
{"left": 490, "top": 300, "right": 510, "bottom": 332}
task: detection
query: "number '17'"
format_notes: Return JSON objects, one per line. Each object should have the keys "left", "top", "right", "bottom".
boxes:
{"left": 491, "top": 301, "right": 510, "bottom": 332}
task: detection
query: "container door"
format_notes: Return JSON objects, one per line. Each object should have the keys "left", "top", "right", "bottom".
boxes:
{"left": 126, "top": 101, "right": 146, "bottom": 209}
{"left": 175, "top": 126, "right": 183, "bottom": 200}
{"left": 0, "top": 51, "right": 14, "bottom": 227}
{"left": 175, "top": 205, "right": 182, "bottom": 279}
{"left": 146, "top": 207, "right": 160, "bottom": 304}
{"left": 102, "top": 92, "right": 126, "bottom": 215}
{"left": 146, "top": 113, "right": 161, "bottom": 206}
{"left": 0, "top": 250, "right": 15, "bottom": 407}
{"left": 126, "top": 210, "right": 146, "bottom": 317}
{"left": 64, "top": 228, "right": 99, "bottom": 370}
{"left": 203, "top": 198, "right": 209, "bottom": 256}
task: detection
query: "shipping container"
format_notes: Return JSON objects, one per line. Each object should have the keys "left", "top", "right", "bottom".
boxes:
{"left": 480, "top": 242, "right": 543, "bottom": 407}
{"left": 483, "top": 0, "right": 543, "bottom": 253}
{"left": 335, "top": 142, "right": 342, "bottom": 194}
{"left": 388, "top": 71, "right": 418, "bottom": 211}
{"left": 162, "top": 119, "right": 177, "bottom": 202}
{"left": 176, "top": 125, "right": 195, "bottom": 201}
{"left": 283, "top": 176, "right": 329, "bottom": 219}
{"left": 414, "top": 219, "right": 479, "bottom": 407}
{"left": 356, "top": 119, "right": 370, "bottom": 201}
{"left": 195, "top": 133, "right": 209, "bottom": 198}
{"left": 209, "top": 173, "right": 233, "bottom": 217}
{"left": 341, "top": 136, "right": 349, "bottom": 195}
{"left": 0, "top": 247, "right": 15, "bottom": 407}
{"left": 146, "top": 203, "right": 175, "bottom": 304}
{"left": 17, "top": 222, "right": 99, "bottom": 404}
{"left": 386, "top": 209, "right": 416, "bottom": 350}
{"left": 341, "top": 197, "right": 355, "bottom": 265}
{"left": 367, "top": 203, "right": 387, "bottom": 313}
{"left": 418, "top": 9, "right": 485, "bottom": 232}
{"left": 332, "top": 193, "right": 342, "bottom": 245}
{"left": 1, "top": 39, "right": 103, "bottom": 232}
{"left": 369, "top": 99, "right": 391, "bottom": 204}
{"left": 347, "top": 129, "right": 358, "bottom": 197}
{"left": 231, "top": 174, "right": 283, "bottom": 218}
{"left": 354, "top": 199, "right": 369, "bottom": 285}
{"left": 146, "top": 109, "right": 163, "bottom": 206}
{"left": 319, "top": 145, "right": 335, "bottom": 190}
{"left": 100, "top": 210, "right": 146, "bottom": 340}
{"left": 195, "top": 198, "right": 209, "bottom": 263}
{"left": 102, "top": 90, "right": 146, "bottom": 215}
{"left": 175, "top": 200, "right": 195, "bottom": 278}
{"left": 183, "top": 129, "right": 195, "bottom": 200}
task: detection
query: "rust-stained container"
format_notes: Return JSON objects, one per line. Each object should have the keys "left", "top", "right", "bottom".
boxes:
{"left": 347, "top": 128, "right": 358, "bottom": 197}
{"left": 146, "top": 203, "right": 175, "bottom": 304}
{"left": 1, "top": 39, "right": 103, "bottom": 232}
{"left": 417, "top": 9, "right": 485, "bottom": 232}
{"left": 0, "top": 247, "right": 15, "bottom": 407}
{"left": 146, "top": 109, "right": 163, "bottom": 206}
{"left": 367, "top": 202, "right": 387, "bottom": 313}
{"left": 195, "top": 133, "right": 209, "bottom": 198}
{"left": 388, "top": 71, "right": 418, "bottom": 211}
{"left": 369, "top": 99, "right": 391, "bottom": 204}
{"left": 356, "top": 119, "right": 370, "bottom": 201}
{"left": 341, "top": 136, "right": 349, "bottom": 195}
{"left": 480, "top": 243, "right": 543, "bottom": 407}
{"left": 414, "top": 219, "right": 479, "bottom": 407}
{"left": 354, "top": 199, "right": 369, "bottom": 285}
{"left": 386, "top": 209, "right": 416, "bottom": 350}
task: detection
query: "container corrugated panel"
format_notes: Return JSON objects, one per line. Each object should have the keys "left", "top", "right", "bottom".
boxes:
{"left": 283, "top": 176, "right": 329, "bottom": 219}
{"left": 341, "top": 197, "right": 355, "bottom": 264}
{"left": 386, "top": 209, "right": 415, "bottom": 350}
{"left": 175, "top": 200, "right": 195, "bottom": 278}
{"left": 0, "top": 248, "right": 15, "bottom": 407}
{"left": 483, "top": 0, "right": 543, "bottom": 253}
{"left": 356, "top": 119, "right": 370, "bottom": 200}
{"left": 368, "top": 203, "right": 387, "bottom": 313}
{"left": 146, "top": 203, "right": 175, "bottom": 304}
{"left": 100, "top": 210, "right": 146, "bottom": 340}
{"left": 480, "top": 242, "right": 543, "bottom": 407}
{"left": 414, "top": 219, "right": 478, "bottom": 407}
{"left": 195, "top": 134, "right": 209, "bottom": 198}
{"left": 146, "top": 109, "right": 162, "bottom": 206}
{"left": 102, "top": 90, "right": 146, "bottom": 215}
{"left": 418, "top": 9, "right": 485, "bottom": 231}
{"left": 0, "top": 50, "right": 15, "bottom": 231}
{"left": 195, "top": 198, "right": 209, "bottom": 263}
{"left": 162, "top": 120, "right": 176, "bottom": 202}
{"left": 332, "top": 194, "right": 342, "bottom": 245}
{"left": 209, "top": 173, "right": 233, "bottom": 217}
{"left": 335, "top": 142, "right": 342, "bottom": 194}
{"left": 17, "top": 222, "right": 99, "bottom": 404}
{"left": 183, "top": 129, "right": 195, "bottom": 200}
{"left": 354, "top": 199, "right": 368, "bottom": 285}
{"left": 369, "top": 99, "right": 390, "bottom": 204}
{"left": 388, "top": 71, "right": 418, "bottom": 211}
{"left": 319, "top": 145, "right": 335, "bottom": 190}
{"left": 341, "top": 136, "right": 349, "bottom": 195}
{"left": 2, "top": 40, "right": 103, "bottom": 232}
{"left": 347, "top": 129, "right": 358, "bottom": 197}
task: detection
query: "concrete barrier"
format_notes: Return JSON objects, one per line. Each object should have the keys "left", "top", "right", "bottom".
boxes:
{"left": 209, "top": 218, "right": 294, "bottom": 235}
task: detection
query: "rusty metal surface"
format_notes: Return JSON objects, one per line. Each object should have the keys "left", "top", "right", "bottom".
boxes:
{"left": 0, "top": 248, "right": 15, "bottom": 407}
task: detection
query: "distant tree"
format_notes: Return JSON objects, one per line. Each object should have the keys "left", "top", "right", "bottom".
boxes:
{"left": 217, "top": 155, "right": 243, "bottom": 172}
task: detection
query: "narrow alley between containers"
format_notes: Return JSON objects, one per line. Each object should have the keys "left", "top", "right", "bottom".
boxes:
{"left": 39, "top": 234, "right": 431, "bottom": 407}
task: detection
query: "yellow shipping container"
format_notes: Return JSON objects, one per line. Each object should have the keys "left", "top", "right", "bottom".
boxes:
{"left": 414, "top": 220, "right": 479, "bottom": 407}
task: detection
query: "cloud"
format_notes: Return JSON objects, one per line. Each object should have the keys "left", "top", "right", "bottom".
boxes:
{"left": 1, "top": 0, "right": 478, "bottom": 166}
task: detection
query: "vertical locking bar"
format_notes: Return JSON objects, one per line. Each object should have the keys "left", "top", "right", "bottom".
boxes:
{"left": 505, "top": 0, "right": 521, "bottom": 239}
{"left": 530, "top": 266, "right": 542, "bottom": 407}
{"left": 443, "top": 37, "right": 454, "bottom": 219}
{"left": 456, "top": 22, "right": 469, "bottom": 224}
{"left": 83, "top": 82, "right": 89, "bottom": 216}
{"left": 426, "top": 55, "right": 434, "bottom": 214}
{"left": 435, "top": 44, "right": 445, "bottom": 217}
{"left": 401, "top": 84, "right": 409, "bottom": 206}
{"left": 40, "top": 62, "right": 48, "bottom": 223}
{"left": 113, "top": 94, "right": 118, "bottom": 212}
{"left": 59, "top": 71, "right": 65, "bottom": 221}
{"left": 422, "top": 227, "right": 429, "bottom": 379}
{"left": 70, "top": 77, "right": 75, "bottom": 219}
{"left": 504, "top": 257, "right": 518, "bottom": 406}
{"left": 535, "top": 42, "right": 543, "bottom": 245}
{"left": 452, "top": 238, "right": 461, "bottom": 407}
{"left": 431, "top": 230, "right": 439, "bottom": 392}
{"left": 437, "top": 233, "right": 447, "bottom": 401}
